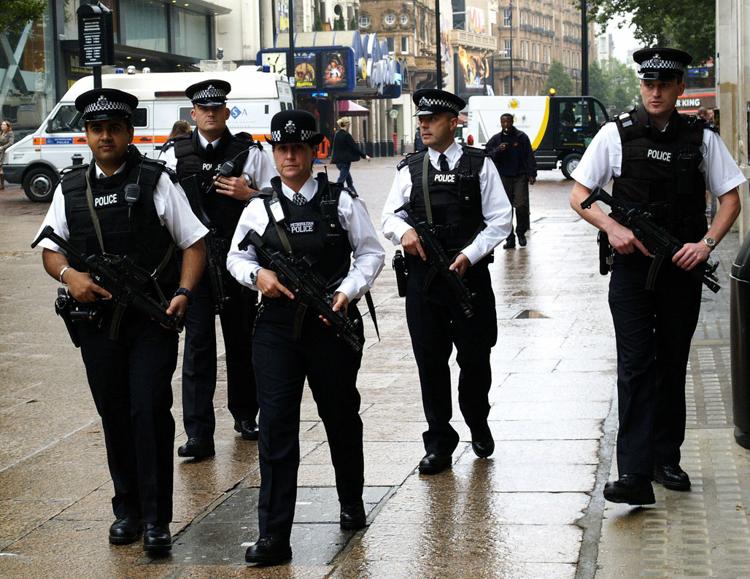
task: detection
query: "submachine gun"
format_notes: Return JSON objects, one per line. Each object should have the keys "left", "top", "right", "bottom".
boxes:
{"left": 580, "top": 187, "right": 721, "bottom": 293}
{"left": 238, "top": 230, "right": 364, "bottom": 353}
{"left": 395, "top": 203, "right": 476, "bottom": 318}
{"left": 31, "top": 226, "right": 183, "bottom": 346}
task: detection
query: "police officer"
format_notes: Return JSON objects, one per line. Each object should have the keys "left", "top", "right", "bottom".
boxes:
{"left": 227, "top": 110, "right": 384, "bottom": 565}
{"left": 162, "top": 79, "right": 276, "bottom": 459}
{"left": 34, "top": 88, "right": 207, "bottom": 553}
{"left": 570, "top": 48, "right": 744, "bottom": 505}
{"left": 382, "top": 89, "right": 513, "bottom": 475}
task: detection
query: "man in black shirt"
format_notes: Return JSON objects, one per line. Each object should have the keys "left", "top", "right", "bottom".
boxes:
{"left": 486, "top": 114, "right": 537, "bottom": 248}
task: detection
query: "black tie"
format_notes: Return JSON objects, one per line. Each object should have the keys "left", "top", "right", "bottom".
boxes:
{"left": 439, "top": 153, "right": 450, "bottom": 172}
{"left": 205, "top": 142, "right": 214, "bottom": 156}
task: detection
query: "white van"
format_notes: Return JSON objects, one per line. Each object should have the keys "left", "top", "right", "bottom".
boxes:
{"left": 4, "top": 66, "right": 293, "bottom": 201}
{"left": 467, "top": 94, "right": 609, "bottom": 179}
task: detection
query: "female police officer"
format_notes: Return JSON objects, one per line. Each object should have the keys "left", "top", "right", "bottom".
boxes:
{"left": 227, "top": 110, "right": 384, "bottom": 565}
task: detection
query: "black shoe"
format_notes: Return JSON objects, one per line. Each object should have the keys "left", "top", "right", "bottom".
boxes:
{"left": 340, "top": 501, "right": 367, "bottom": 530}
{"left": 143, "top": 523, "right": 171, "bottom": 555}
{"left": 503, "top": 239, "right": 516, "bottom": 250}
{"left": 518, "top": 234, "right": 527, "bottom": 247}
{"left": 603, "top": 474, "right": 655, "bottom": 505}
{"left": 108, "top": 517, "right": 143, "bottom": 545}
{"left": 653, "top": 464, "right": 691, "bottom": 491}
{"left": 234, "top": 419, "right": 259, "bottom": 441}
{"left": 177, "top": 437, "right": 215, "bottom": 459}
{"left": 471, "top": 431, "right": 495, "bottom": 459}
{"left": 245, "top": 536, "right": 292, "bottom": 566}
{"left": 418, "top": 453, "right": 452, "bottom": 475}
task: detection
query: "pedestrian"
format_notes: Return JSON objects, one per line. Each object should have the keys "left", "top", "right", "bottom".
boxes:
{"left": 0, "top": 120, "right": 15, "bottom": 190}
{"left": 381, "top": 89, "right": 513, "bottom": 475}
{"left": 227, "top": 110, "right": 385, "bottom": 566}
{"left": 486, "top": 113, "right": 537, "bottom": 248}
{"left": 162, "top": 79, "right": 277, "bottom": 460}
{"left": 414, "top": 126, "right": 425, "bottom": 152}
{"left": 331, "top": 117, "right": 370, "bottom": 193}
{"left": 33, "top": 88, "right": 207, "bottom": 553}
{"left": 570, "top": 48, "right": 744, "bottom": 505}
{"left": 158, "top": 120, "right": 192, "bottom": 160}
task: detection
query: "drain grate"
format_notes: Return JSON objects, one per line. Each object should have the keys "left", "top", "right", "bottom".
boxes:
{"left": 514, "top": 309, "right": 549, "bottom": 319}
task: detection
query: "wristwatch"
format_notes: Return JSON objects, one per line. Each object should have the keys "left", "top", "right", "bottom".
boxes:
{"left": 173, "top": 287, "right": 193, "bottom": 304}
{"left": 249, "top": 269, "right": 259, "bottom": 285}
{"left": 702, "top": 237, "right": 717, "bottom": 251}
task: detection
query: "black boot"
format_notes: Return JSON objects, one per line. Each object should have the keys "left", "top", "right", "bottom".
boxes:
{"left": 653, "top": 464, "right": 691, "bottom": 491}
{"left": 603, "top": 474, "right": 655, "bottom": 505}
{"left": 245, "top": 536, "right": 292, "bottom": 566}
{"left": 340, "top": 500, "right": 367, "bottom": 530}
{"left": 143, "top": 523, "right": 171, "bottom": 555}
{"left": 109, "top": 517, "right": 143, "bottom": 545}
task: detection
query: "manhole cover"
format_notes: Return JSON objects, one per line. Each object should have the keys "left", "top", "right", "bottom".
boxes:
{"left": 514, "top": 309, "right": 549, "bottom": 319}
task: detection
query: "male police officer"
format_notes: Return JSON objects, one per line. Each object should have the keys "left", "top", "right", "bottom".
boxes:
{"left": 382, "top": 89, "right": 512, "bottom": 475}
{"left": 227, "top": 110, "right": 384, "bottom": 565}
{"left": 34, "top": 88, "right": 207, "bottom": 552}
{"left": 570, "top": 48, "right": 744, "bottom": 505}
{"left": 162, "top": 79, "right": 276, "bottom": 459}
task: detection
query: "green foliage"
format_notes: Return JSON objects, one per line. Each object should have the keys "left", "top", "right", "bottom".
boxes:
{"left": 586, "top": 0, "right": 715, "bottom": 63}
{"left": 542, "top": 61, "right": 575, "bottom": 96}
{"left": 588, "top": 58, "right": 639, "bottom": 113}
{"left": 0, "top": 0, "right": 47, "bottom": 34}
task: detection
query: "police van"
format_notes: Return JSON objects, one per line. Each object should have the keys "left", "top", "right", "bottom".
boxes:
{"left": 4, "top": 66, "right": 293, "bottom": 202}
{"left": 466, "top": 93, "right": 609, "bottom": 179}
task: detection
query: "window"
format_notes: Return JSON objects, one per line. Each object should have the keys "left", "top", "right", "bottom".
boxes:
{"left": 384, "top": 12, "right": 396, "bottom": 27}
{"left": 174, "top": 9, "right": 210, "bottom": 59}
{"left": 400, "top": 13, "right": 409, "bottom": 26}
{"left": 544, "top": 46, "right": 550, "bottom": 64}
{"left": 503, "top": 8, "right": 511, "bottom": 27}
{"left": 504, "top": 39, "right": 512, "bottom": 58}
{"left": 401, "top": 36, "right": 409, "bottom": 54}
{"left": 503, "top": 77, "right": 512, "bottom": 95}
{"left": 179, "top": 107, "right": 195, "bottom": 125}
{"left": 387, "top": 36, "right": 395, "bottom": 53}
{"left": 120, "top": 0, "right": 168, "bottom": 52}
{"left": 521, "top": 41, "right": 528, "bottom": 60}
{"left": 359, "top": 14, "right": 371, "bottom": 28}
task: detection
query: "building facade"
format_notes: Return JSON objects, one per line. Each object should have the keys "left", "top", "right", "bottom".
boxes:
{"left": 493, "top": 0, "right": 596, "bottom": 96}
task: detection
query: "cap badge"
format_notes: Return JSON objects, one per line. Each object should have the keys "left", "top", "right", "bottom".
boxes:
{"left": 653, "top": 53, "right": 661, "bottom": 60}
{"left": 285, "top": 120, "right": 296, "bottom": 134}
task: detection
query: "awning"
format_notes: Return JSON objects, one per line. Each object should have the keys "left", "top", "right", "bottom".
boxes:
{"left": 337, "top": 100, "right": 369, "bottom": 116}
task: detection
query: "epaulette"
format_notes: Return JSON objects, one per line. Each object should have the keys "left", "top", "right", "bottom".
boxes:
{"left": 160, "top": 163, "right": 178, "bottom": 183}
{"left": 397, "top": 150, "right": 426, "bottom": 170}
{"left": 614, "top": 108, "right": 638, "bottom": 128}
{"left": 461, "top": 145, "right": 488, "bottom": 158}
{"left": 60, "top": 163, "right": 87, "bottom": 177}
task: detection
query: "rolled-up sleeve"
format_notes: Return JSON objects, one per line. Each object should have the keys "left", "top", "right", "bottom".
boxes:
{"left": 381, "top": 166, "right": 414, "bottom": 245}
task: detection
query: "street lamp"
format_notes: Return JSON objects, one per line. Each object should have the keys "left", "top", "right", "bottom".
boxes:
{"left": 287, "top": 0, "right": 295, "bottom": 86}
{"left": 436, "top": 0, "right": 442, "bottom": 88}
{"left": 509, "top": 0, "right": 514, "bottom": 95}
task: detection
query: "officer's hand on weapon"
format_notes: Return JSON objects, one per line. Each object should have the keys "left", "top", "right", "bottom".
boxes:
{"left": 65, "top": 269, "right": 112, "bottom": 303}
{"left": 672, "top": 241, "right": 711, "bottom": 271}
{"left": 214, "top": 175, "right": 257, "bottom": 202}
{"left": 449, "top": 253, "right": 470, "bottom": 277}
{"left": 319, "top": 291, "right": 349, "bottom": 327}
{"left": 401, "top": 228, "right": 427, "bottom": 261}
{"left": 257, "top": 268, "right": 295, "bottom": 300}
{"left": 605, "top": 221, "right": 650, "bottom": 256}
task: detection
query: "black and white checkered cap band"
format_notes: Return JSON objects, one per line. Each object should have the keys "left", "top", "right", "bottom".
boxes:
{"left": 418, "top": 96, "right": 460, "bottom": 113}
{"left": 83, "top": 98, "right": 132, "bottom": 117}
{"left": 639, "top": 58, "right": 685, "bottom": 73}
{"left": 270, "top": 129, "right": 317, "bottom": 141}
{"left": 192, "top": 86, "right": 227, "bottom": 101}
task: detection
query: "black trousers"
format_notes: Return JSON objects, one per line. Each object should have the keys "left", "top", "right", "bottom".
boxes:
{"left": 77, "top": 313, "right": 178, "bottom": 524}
{"left": 405, "top": 257, "right": 498, "bottom": 455}
{"left": 500, "top": 175, "right": 530, "bottom": 239}
{"left": 252, "top": 301, "right": 364, "bottom": 540}
{"left": 335, "top": 162, "right": 355, "bottom": 192}
{"left": 182, "top": 272, "right": 259, "bottom": 439}
{"left": 609, "top": 254, "right": 702, "bottom": 476}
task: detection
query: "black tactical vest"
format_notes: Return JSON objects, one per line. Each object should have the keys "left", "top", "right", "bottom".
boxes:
{"left": 62, "top": 146, "right": 179, "bottom": 294}
{"left": 258, "top": 174, "right": 353, "bottom": 290}
{"left": 174, "top": 129, "right": 258, "bottom": 239}
{"left": 613, "top": 106, "right": 708, "bottom": 242}
{"left": 404, "top": 146, "right": 485, "bottom": 255}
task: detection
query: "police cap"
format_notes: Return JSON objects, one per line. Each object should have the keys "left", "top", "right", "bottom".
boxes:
{"left": 74, "top": 88, "right": 138, "bottom": 122}
{"left": 633, "top": 47, "right": 692, "bottom": 81}
{"left": 413, "top": 89, "right": 466, "bottom": 117}
{"left": 265, "top": 110, "right": 324, "bottom": 147}
{"left": 185, "top": 79, "right": 231, "bottom": 107}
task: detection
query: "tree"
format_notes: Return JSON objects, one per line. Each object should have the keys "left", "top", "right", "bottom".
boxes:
{"left": 542, "top": 61, "right": 574, "bottom": 96}
{"left": 586, "top": 0, "right": 715, "bottom": 63}
{"left": 589, "top": 61, "right": 609, "bottom": 104}
{"left": 589, "top": 58, "right": 639, "bottom": 113}
{"left": 0, "top": 0, "right": 46, "bottom": 34}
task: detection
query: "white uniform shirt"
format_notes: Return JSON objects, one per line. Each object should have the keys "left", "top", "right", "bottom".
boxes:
{"left": 161, "top": 130, "right": 277, "bottom": 189}
{"left": 572, "top": 121, "right": 747, "bottom": 196}
{"left": 34, "top": 162, "right": 208, "bottom": 253}
{"left": 227, "top": 176, "right": 385, "bottom": 301}
{"left": 381, "top": 141, "right": 513, "bottom": 264}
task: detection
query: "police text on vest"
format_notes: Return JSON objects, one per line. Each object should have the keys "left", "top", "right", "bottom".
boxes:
{"left": 433, "top": 174, "right": 456, "bottom": 183}
{"left": 94, "top": 193, "right": 119, "bottom": 208}
{"left": 289, "top": 221, "right": 315, "bottom": 234}
{"left": 647, "top": 149, "right": 671, "bottom": 162}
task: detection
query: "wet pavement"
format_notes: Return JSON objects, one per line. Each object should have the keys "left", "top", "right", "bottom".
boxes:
{"left": 0, "top": 159, "right": 748, "bottom": 578}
